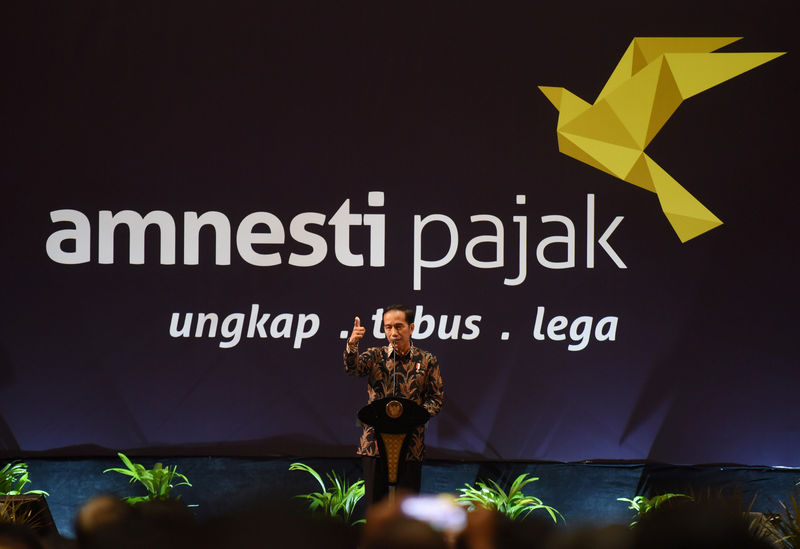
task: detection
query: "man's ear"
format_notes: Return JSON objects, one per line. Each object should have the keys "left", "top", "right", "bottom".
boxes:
{"left": 409, "top": 322, "right": 415, "bottom": 335}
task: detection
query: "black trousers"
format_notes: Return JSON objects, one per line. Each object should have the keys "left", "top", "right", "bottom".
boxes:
{"left": 361, "top": 456, "right": 422, "bottom": 506}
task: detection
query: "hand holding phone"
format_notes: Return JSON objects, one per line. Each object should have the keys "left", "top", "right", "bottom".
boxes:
{"left": 400, "top": 494, "right": 467, "bottom": 533}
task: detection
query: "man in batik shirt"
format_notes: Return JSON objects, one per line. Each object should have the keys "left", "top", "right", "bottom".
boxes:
{"left": 344, "top": 304, "right": 444, "bottom": 505}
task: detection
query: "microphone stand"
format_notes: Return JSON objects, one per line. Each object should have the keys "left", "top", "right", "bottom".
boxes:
{"left": 389, "top": 340, "right": 398, "bottom": 501}
{"left": 391, "top": 341, "right": 398, "bottom": 397}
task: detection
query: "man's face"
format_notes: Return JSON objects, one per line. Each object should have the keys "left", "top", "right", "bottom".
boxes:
{"left": 383, "top": 310, "right": 414, "bottom": 353}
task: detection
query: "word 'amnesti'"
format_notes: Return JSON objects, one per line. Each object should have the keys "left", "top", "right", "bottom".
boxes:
{"left": 46, "top": 192, "right": 625, "bottom": 290}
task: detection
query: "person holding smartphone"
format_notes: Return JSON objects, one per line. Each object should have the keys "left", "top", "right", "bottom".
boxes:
{"left": 344, "top": 304, "right": 444, "bottom": 505}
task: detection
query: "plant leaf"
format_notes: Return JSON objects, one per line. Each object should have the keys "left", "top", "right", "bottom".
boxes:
{"left": 289, "top": 463, "right": 327, "bottom": 494}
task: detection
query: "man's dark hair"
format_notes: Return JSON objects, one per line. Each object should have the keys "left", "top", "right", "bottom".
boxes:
{"left": 383, "top": 304, "right": 414, "bottom": 324}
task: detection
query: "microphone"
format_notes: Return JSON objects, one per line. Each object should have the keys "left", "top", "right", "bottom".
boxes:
{"left": 389, "top": 340, "right": 398, "bottom": 395}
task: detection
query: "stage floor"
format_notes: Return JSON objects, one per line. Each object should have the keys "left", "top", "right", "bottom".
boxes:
{"left": 19, "top": 457, "right": 800, "bottom": 537}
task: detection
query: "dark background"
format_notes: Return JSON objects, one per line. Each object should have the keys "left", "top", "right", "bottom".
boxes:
{"left": 1, "top": 1, "right": 797, "bottom": 465}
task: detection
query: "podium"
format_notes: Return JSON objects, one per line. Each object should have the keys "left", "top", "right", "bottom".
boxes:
{"left": 358, "top": 397, "right": 429, "bottom": 496}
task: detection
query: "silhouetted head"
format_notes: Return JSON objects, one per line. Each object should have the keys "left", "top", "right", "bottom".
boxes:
{"left": 363, "top": 517, "right": 447, "bottom": 549}
{"left": 632, "top": 501, "right": 774, "bottom": 549}
{"left": 74, "top": 494, "right": 135, "bottom": 546}
{"left": 0, "top": 522, "right": 45, "bottom": 549}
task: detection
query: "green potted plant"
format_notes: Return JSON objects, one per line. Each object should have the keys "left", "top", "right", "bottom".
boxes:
{"left": 289, "top": 462, "right": 365, "bottom": 525}
{"left": 617, "top": 492, "right": 692, "bottom": 527}
{"left": 0, "top": 461, "right": 48, "bottom": 497}
{"left": 766, "top": 487, "right": 800, "bottom": 548}
{"left": 456, "top": 473, "right": 564, "bottom": 523}
{"left": 103, "top": 452, "right": 192, "bottom": 505}
{"left": 0, "top": 461, "right": 55, "bottom": 534}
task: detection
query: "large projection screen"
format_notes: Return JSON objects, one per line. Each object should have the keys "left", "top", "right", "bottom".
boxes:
{"left": 1, "top": 2, "right": 797, "bottom": 466}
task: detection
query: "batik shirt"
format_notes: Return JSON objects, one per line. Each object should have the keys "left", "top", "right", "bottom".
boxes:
{"left": 344, "top": 344, "right": 444, "bottom": 462}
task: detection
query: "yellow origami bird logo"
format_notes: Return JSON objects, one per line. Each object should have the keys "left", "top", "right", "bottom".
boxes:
{"left": 540, "top": 37, "right": 785, "bottom": 242}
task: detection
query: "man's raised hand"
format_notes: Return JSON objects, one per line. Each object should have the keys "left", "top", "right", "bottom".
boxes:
{"left": 348, "top": 316, "right": 366, "bottom": 347}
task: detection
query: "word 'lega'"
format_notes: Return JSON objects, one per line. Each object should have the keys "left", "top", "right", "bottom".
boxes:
{"left": 533, "top": 306, "right": 617, "bottom": 351}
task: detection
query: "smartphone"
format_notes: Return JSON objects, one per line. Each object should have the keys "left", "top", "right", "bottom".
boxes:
{"left": 400, "top": 494, "right": 467, "bottom": 532}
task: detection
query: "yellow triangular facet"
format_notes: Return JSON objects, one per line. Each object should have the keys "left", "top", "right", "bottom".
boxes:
{"left": 665, "top": 52, "right": 786, "bottom": 99}
{"left": 633, "top": 37, "right": 742, "bottom": 64}
{"left": 645, "top": 155, "right": 722, "bottom": 241}
{"left": 560, "top": 99, "right": 640, "bottom": 150}
{"left": 538, "top": 86, "right": 562, "bottom": 109}
{"left": 560, "top": 132, "right": 641, "bottom": 179}
{"left": 604, "top": 56, "right": 665, "bottom": 149}
{"left": 644, "top": 58, "right": 683, "bottom": 147}
{"left": 556, "top": 89, "right": 592, "bottom": 129}
{"left": 557, "top": 133, "right": 616, "bottom": 177}
{"left": 596, "top": 41, "right": 636, "bottom": 101}
{"left": 663, "top": 213, "right": 723, "bottom": 243}
{"left": 631, "top": 39, "right": 650, "bottom": 75}
{"left": 624, "top": 153, "right": 656, "bottom": 192}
